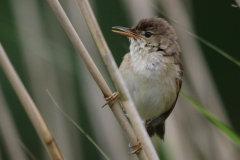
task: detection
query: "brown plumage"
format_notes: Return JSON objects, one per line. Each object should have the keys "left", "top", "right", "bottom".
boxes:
{"left": 130, "top": 17, "right": 180, "bottom": 52}
{"left": 113, "top": 17, "right": 183, "bottom": 139}
{"left": 147, "top": 55, "right": 183, "bottom": 139}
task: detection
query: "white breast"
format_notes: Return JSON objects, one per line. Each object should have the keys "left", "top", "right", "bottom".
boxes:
{"left": 121, "top": 39, "right": 180, "bottom": 121}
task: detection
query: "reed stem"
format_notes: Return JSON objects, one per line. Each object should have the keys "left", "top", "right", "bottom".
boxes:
{"left": 235, "top": 0, "right": 240, "bottom": 7}
{"left": 0, "top": 43, "right": 64, "bottom": 160}
{"left": 47, "top": 0, "right": 148, "bottom": 159}
{"left": 76, "top": 0, "right": 159, "bottom": 159}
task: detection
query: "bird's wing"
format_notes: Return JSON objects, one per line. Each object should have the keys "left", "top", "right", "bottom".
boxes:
{"left": 151, "top": 54, "right": 183, "bottom": 127}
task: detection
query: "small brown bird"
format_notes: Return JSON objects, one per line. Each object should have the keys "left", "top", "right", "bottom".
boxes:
{"left": 112, "top": 17, "right": 183, "bottom": 139}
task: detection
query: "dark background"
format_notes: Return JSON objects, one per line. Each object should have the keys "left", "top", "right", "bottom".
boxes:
{"left": 0, "top": 0, "right": 239, "bottom": 160}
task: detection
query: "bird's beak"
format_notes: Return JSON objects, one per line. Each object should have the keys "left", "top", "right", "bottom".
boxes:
{"left": 112, "top": 26, "right": 141, "bottom": 38}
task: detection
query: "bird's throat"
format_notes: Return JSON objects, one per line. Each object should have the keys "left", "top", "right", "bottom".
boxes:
{"left": 129, "top": 38, "right": 166, "bottom": 76}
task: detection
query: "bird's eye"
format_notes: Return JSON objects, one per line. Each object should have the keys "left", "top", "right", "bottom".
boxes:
{"left": 145, "top": 32, "right": 153, "bottom": 38}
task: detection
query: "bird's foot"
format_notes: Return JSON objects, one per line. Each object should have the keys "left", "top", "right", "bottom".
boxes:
{"left": 128, "top": 140, "right": 142, "bottom": 154}
{"left": 102, "top": 92, "right": 119, "bottom": 108}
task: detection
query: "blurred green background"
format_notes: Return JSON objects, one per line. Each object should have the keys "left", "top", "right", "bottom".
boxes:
{"left": 0, "top": 0, "right": 240, "bottom": 160}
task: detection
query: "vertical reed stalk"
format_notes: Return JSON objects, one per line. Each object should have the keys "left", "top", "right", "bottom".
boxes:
{"left": 0, "top": 43, "right": 64, "bottom": 160}
{"left": 76, "top": 0, "right": 159, "bottom": 159}
{"left": 47, "top": 0, "right": 148, "bottom": 159}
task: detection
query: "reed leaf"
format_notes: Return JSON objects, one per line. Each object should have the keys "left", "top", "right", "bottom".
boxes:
{"left": 17, "top": 140, "right": 38, "bottom": 160}
{"left": 46, "top": 90, "right": 111, "bottom": 160}
{"left": 180, "top": 91, "right": 240, "bottom": 148}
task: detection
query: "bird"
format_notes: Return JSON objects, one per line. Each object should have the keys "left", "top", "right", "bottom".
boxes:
{"left": 109, "top": 17, "right": 183, "bottom": 140}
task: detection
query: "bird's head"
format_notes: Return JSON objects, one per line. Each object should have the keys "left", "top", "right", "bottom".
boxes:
{"left": 112, "top": 17, "right": 180, "bottom": 54}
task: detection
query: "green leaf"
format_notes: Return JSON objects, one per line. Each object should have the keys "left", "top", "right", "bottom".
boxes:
{"left": 180, "top": 91, "right": 240, "bottom": 148}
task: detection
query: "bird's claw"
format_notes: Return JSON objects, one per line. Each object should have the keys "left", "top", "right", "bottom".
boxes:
{"left": 102, "top": 92, "right": 119, "bottom": 108}
{"left": 128, "top": 140, "right": 142, "bottom": 154}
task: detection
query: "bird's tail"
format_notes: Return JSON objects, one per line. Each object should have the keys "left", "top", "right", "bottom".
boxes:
{"left": 147, "top": 122, "right": 165, "bottom": 140}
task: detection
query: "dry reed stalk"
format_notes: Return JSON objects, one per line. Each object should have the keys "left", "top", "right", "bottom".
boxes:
{"left": 0, "top": 43, "right": 64, "bottom": 160}
{"left": 66, "top": 1, "right": 133, "bottom": 157}
{"left": 236, "top": 0, "right": 240, "bottom": 7}
{"left": 47, "top": 0, "right": 148, "bottom": 159}
{"left": 75, "top": 0, "right": 159, "bottom": 160}
{"left": 9, "top": 0, "right": 76, "bottom": 158}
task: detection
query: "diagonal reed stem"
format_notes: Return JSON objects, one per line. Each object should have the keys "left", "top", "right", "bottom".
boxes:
{"left": 235, "top": 0, "right": 240, "bottom": 8}
{"left": 0, "top": 43, "right": 64, "bottom": 160}
{"left": 47, "top": 0, "right": 148, "bottom": 159}
{"left": 75, "top": 0, "right": 159, "bottom": 160}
